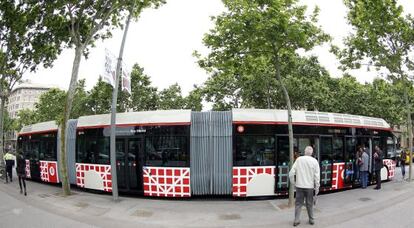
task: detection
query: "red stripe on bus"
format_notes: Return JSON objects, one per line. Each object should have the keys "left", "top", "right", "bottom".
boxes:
{"left": 76, "top": 122, "right": 191, "bottom": 130}
{"left": 232, "top": 121, "right": 392, "bottom": 131}
{"left": 18, "top": 129, "right": 58, "bottom": 136}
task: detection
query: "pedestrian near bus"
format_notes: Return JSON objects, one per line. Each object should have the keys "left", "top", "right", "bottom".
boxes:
{"left": 360, "top": 148, "right": 369, "bottom": 189}
{"left": 4, "top": 151, "right": 15, "bottom": 183}
{"left": 354, "top": 147, "right": 363, "bottom": 183}
{"left": 373, "top": 145, "right": 383, "bottom": 190}
{"left": 289, "top": 146, "right": 320, "bottom": 226}
{"left": 16, "top": 152, "right": 27, "bottom": 196}
{"left": 400, "top": 149, "right": 407, "bottom": 180}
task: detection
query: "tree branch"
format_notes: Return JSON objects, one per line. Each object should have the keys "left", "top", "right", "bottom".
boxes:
{"left": 85, "top": 2, "right": 118, "bottom": 46}
{"left": 67, "top": 4, "right": 80, "bottom": 46}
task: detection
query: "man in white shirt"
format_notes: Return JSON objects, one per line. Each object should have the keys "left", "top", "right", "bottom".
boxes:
{"left": 289, "top": 146, "right": 320, "bottom": 226}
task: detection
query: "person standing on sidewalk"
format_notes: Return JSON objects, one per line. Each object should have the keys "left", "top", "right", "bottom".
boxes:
{"left": 360, "top": 148, "right": 369, "bottom": 189}
{"left": 16, "top": 152, "right": 27, "bottom": 196}
{"left": 289, "top": 146, "right": 320, "bottom": 226}
{"left": 4, "top": 151, "right": 15, "bottom": 183}
{"left": 400, "top": 149, "right": 407, "bottom": 180}
{"left": 373, "top": 145, "right": 383, "bottom": 190}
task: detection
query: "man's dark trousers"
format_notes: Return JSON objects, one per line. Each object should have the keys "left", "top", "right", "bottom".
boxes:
{"left": 294, "top": 187, "right": 314, "bottom": 224}
{"left": 5, "top": 165, "right": 13, "bottom": 183}
{"left": 375, "top": 170, "right": 381, "bottom": 189}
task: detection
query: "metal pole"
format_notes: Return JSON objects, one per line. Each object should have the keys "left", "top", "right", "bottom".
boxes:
{"left": 403, "top": 84, "right": 412, "bottom": 181}
{"left": 110, "top": 11, "right": 132, "bottom": 201}
{"left": 0, "top": 98, "right": 6, "bottom": 170}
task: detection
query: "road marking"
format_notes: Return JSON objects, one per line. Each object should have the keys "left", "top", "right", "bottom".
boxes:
{"left": 268, "top": 200, "right": 282, "bottom": 211}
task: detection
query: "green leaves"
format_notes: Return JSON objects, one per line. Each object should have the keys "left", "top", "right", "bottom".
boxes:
{"left": 197, "top": 0, "right": 330, "bottom": 108}
{"left": 129, "top": 64, "right": 159, "bottom": 111}
{"left": 158, "top": 84, "right": 186, "bottom": 110}
{"left": 338, "top": 0, "right": 414, "bottom": 75}
{"left": 0, "top": 0, "right": 63, "bottom": 90}
{"left": 31, "top": 0, "right": 166, "bottom": 56}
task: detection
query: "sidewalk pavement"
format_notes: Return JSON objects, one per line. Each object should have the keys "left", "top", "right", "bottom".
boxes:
{"left": 1, "top": 167, "right": 413, "bottom": 228}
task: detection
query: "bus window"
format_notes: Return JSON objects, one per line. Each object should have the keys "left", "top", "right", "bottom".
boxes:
{"left": 23, "top": 139, "right": 30, "bottom": 158}
{"left": 297, "top": 137, "right": 317, "bottom": 158}
{"left": 30, "top": 141, "right": 40, "bottom": 160}
{"left": 332, "top": 137, "right": 344, "bottom": 162}
{"left": 320, "top": 137, "right": 332, "bottom": 161}
{"left": 277, "top": 137, "right": 289, "bottom": 165}
{"left": 76, "top": 130, "right": 110, "bottom": 165}
{"left": 386, "top": 137, "right": 395, "bottom": 159}
{"left": 99, "top": 138, "right": 110, "bottom": 164}
{"left": 145, "top": 136, "right": 188, "bottom": 167}
{"left": 373, "top": 137, "right": 388, "bottom": 156}
{"left": 41, "top": 140, "right": 56, "bottom": 161}
{"left": 234, "top": 135, "right": 275, "bottom": 166}
{"left": 345, "top": 137, "right": 356, "bottom": 161}
{"left": 298, "top": 138, "right": 310, "bottom": 156}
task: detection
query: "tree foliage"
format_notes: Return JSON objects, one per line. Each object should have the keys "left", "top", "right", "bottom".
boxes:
{"left": 335, "top": 0, "right": 414, "bottom": 180}
{"left": 184, "top": 85, "right": 203, "bottom": 111}
{"left": 129, "top": 64, "right": 159, "bottom": 111}
{"left": 0, "top": 0, "right": 62, "bottom": 164}
{"left": 35, "top": 88, "right": 66, "bottom": 122}
{"left": 15, "top": 109, "right": 38, "bottom": 130}
{"left": 158, "top": 83, "right": 185, "bottom": 110}
{"left": 86, "top": 77, "right": 113, "bottom": 115}
{"left": 334, "top": 0, "right": 414, "bottom": 75}
{"left": 0, "top": 0, "right": 62, "bottom": 92}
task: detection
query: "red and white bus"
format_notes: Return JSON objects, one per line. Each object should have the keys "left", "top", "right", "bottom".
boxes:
{"left": 18, "top": 109, "right": 396, "bottom": 198}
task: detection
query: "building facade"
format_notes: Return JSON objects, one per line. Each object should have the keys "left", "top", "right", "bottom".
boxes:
{"left": 5, "top": 80, "right": 55, "bottom": 149}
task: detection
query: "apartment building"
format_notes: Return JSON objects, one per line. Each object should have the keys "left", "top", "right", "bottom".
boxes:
{"left": 7, "top": 80, "right": 55, "bottom": 119}
{"left": 4, "top": 80, "right": 55, "bottom": 149}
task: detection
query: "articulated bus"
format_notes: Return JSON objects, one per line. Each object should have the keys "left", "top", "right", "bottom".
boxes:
{"left": 17, "top": 109, "right": 396, "bottom": 198}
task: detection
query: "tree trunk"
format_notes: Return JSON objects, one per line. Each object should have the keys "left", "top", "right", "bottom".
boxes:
{"left": 60, "top": 45, "right": 84, "bottom": 196}
{"left": 274, "top": 56, "right": 295, "bottom": 207}
{"left": 0, "top": 97, "right": 6, "bottom": 168}
{"left": 403, "top": 85, "right": 413, "bottom": 181}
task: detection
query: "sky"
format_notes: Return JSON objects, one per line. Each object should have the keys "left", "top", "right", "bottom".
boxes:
{"left": 25, "top": 0, "right": 414, "bottom": 95}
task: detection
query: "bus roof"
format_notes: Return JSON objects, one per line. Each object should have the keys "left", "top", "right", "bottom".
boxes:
{"left": 77, "top": 109, "right": 192, "bottom": 128}
{"left": 18, "top": 109, "right": 392, "bottom": 134}
{"left": 232, "top": 109, "right": 391, "bottom": 130}
{"left": 19, "top": 121, "right": 58, "bottom": 135}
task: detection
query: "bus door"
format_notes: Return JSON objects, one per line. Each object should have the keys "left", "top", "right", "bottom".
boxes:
{"left": 319, "top": 136, "right": 333, "bottom": 188}
{"left": 116, "top": 137, "right": 144, "bottom": 192}
{"left": 29, "top": 140, "right": 41, "bottom": 181}
{"left": 356, "top": 137, "right": 371, "bottom": 166}
{"left": 344, "top": 137, "right": 356, "bottom": 185}
{"left": 275, "top": 136, "right": 289, "bottom": 193}
{"left": 275, "top": 136, "right": 319, "bottom": 193}
{"left": 127, "top": 138, "right": 143, "bottom": 191}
